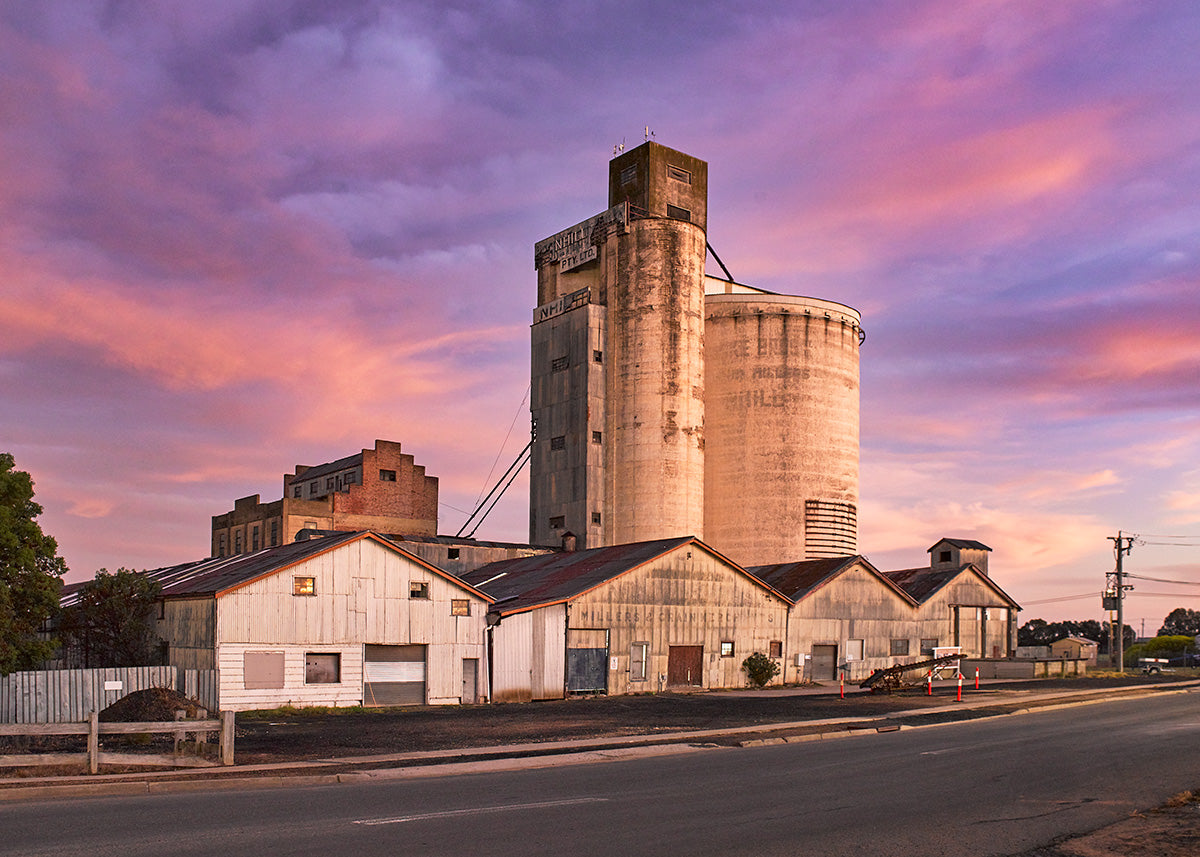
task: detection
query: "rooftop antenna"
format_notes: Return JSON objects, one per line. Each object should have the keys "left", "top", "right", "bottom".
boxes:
{"left": 613, "top": 137, "right": 625, "bottom": 156}
{"left": 644, "top": 126, "right": 655, "bottom": 141}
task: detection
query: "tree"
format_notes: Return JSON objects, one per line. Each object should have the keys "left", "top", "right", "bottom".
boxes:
{"left": 61, "top": 568, "right": 162, "bottom": 668}
{"left": 0, "top": 452, "right": 67, "bottom": 675}
{"left": 1018, "top": 618, "right": 1132, "bottom": 653}
{"left": 1158, "top": 608, "right": 1200, "bottom": 637}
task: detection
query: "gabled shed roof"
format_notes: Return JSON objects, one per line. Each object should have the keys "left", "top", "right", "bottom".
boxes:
{"left": 65, "top": 532, "right": 492, "bottom": 603}
{"left": 884, "top": 564, "right": 1019, "bottom": 609}
{"left": 928, "top": 538, "right": 991, "bottom": 552}
{"left": 459, "top": 536, "right": 787, "bottom": 616}
{"left": 746, "top": 555, "right": 915, "bottom": 606}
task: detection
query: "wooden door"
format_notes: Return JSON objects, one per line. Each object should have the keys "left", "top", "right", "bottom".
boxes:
{"left": 462, "top": 658, "right": 478, "bottom": 704}
{"left": 667, "top": 645, "right": 704, "bottom": 687}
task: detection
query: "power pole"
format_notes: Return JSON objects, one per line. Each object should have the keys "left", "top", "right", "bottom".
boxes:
{"left": 1107, "top": 532, "right": 1135, "bottom": 672}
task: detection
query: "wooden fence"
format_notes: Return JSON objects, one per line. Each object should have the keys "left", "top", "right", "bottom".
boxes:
{"left": 0, "top": 711, "right": 235, "bottom": 773}
{"left": 0, "top": 667, "right": 218, "bottom": 723}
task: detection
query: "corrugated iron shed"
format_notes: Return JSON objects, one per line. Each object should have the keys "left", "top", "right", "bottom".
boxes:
{"left": 747, "top": 555, "right": 915, "bottom": 605}
{"left": 460, "top": 536, "right": 788, "bottom": 615}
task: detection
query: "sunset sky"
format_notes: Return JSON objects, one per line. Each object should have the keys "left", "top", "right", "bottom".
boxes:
{"left": 3, "top": 1, "right": 1198, "bottom": 630}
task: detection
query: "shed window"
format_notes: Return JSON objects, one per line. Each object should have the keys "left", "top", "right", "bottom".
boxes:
{"left": 630, "top": 642, "right": 648, "bottom": 682}
{"left": 591, "top": 512, "right": 602, "bottom": 525}
{"left": 305, "top": 653, "right": 341, "bottom": 684}
{"left": 939, "top": 550, "right": 952, "bottom": 563}
{"left": 380, "top": 469, "right": 397, "bottom": 482}
{"left": 593, "top": 349, "right": 603, "bottom": 363}
{"left": 293, "top": 576, "right": 316, "bottom": 596}
{"left": 920, "top": 638, "right": 939, "bottom": 656}
{"left": 769, "top": 640, "right": 783, "bottom": 659}
{"left": 890, "top": 638, "right": 911, "bottom": 656}
{"left": 592, "top": 431, "right": 602, "bottom": 444}
{"left": 846, "top": 639, "right": 864, "bottom": 661}
{"left": 447, "top": 548, "right": 460, "bottom": 560}
{"left": 720, "top": 641, "right": 735, "bottom": 658}
{"left": 549, "top": 515, "right": 565, "bottom": 529}
{"left": 244, "top": 652, "right": 285, "bottom": 689}
{"left": 410, "top": 581, "right": 430, "bottom": 599}
{"left": 451, "top": 599, "right": 470, "bottom": 616}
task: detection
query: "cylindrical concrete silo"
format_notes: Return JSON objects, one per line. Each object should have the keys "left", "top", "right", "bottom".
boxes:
{"left": 603, "top": 217, "right": 706, "bottom": 544}
{"left": 704, "top": 293, "right": 862, "bottom": 566}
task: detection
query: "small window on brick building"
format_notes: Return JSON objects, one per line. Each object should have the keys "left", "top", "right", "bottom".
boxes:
{"left": 720, "top": 641, "right": 735, "bottom": 658}
{"left": 251, "top": 525, "right": 260, "bottom": 552}
{"left": 217, "top": 534, "right": 226, "bottom": 557}
{"left": 380, "top": 469, "right": 397, "bottom": 482}
{"left": 451, "top": 599, "right": 470, "bottom": 616}
{"left": 410, "top": 581, "right": 430, "bottom": 599}
{"left": 293, "top": 576, "right": 316, "bottom": 596}
{"left": 234, "top": 532, "right": 242, "bottom": 553}
{"left": 326, "top": 477, "right": 334, "bottom": 490}
{"left": 345, "top": 472, "right": 356, "bottom": 484}
{"left": 551, "top": 355, "right": 570, "bottom": 372}
{"left": 593, "top": 350, "right": 603, "bottom": 363}
{"left": 292, "top": 485, "right": 301, "bottom": 498}
{"left": 591, "top": 512, "right": 601, "bottom": 525}
{"left": 890, "top": 638, "right": 910, "bottom": 656}
{"left": 447, "top": 548, "right": 460, "bottom": 560}
{"left": 549, "top": 515, "right": 565, "bottom": 529}
{"left": 270, "top": 520, "right": 279, "bottom": 547}
{"left": 309, "top": 482, "right": 318, "bottom": 494}
{"left": 592, "top": 431, "right": 602, "bottom": 444}
{"left": 769, "top": 640, "right": 783, "bottom": 659}
{"left": 550, "top": 436, "right": 566, "bottom": 451}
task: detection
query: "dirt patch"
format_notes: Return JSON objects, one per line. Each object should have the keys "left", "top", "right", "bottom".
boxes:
{"left": 1022, "top": 790, "right": 1200, "bottom": 857}
{"left": 230, "top": 675, "right": 1183, "bottom": 763}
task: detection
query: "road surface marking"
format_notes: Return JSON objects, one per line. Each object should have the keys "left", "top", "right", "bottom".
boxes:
{"left": 354, "top": 797, "right": 610, "bottom": 826}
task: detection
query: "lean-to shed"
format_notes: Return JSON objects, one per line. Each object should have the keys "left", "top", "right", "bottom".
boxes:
{"left": 459, "top": 536, "right": 790, "bottom": 701}
{"left": 150, "top": 531, "right": 491, "bottom": 710}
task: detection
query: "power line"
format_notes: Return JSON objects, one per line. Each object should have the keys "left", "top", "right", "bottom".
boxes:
{"left": 1021, "top": 592, "right": 1102, "bottom": 606}
{"left": 1125, "top": 573, "right": 1200, "bottom": 586}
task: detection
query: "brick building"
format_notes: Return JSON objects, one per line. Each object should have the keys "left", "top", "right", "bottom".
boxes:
{"left": 211, "top": 440, "right": 439, "bottom": 557}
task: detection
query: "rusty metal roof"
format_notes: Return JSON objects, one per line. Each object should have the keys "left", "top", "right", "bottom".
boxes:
{"left": 884, "top": 564, "right": 1019, "bottom": 609}
{"left": 103, "top": 531, "right": 491, "bottom": 601}
{"left": 928, "top": 538, "right": 991, "bottom": 552}
{"left": 747, "top": 555, "right": 915, "bottom": 605}
{"left": 459, "top": 536, "right": 784, "bottom": 615}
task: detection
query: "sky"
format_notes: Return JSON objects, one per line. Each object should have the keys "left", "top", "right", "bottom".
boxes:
{"left": 2, "top": 0, "right": 1198, "bottom": 631}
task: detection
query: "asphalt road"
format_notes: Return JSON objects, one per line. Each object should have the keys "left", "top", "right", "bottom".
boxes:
{"left": 6, "top": 690, "right": 1200, "bottom": 857}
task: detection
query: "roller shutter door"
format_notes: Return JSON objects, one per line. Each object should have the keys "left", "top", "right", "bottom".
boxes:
{"left": 364, "top": 644, "right": 426, "bottom": 706}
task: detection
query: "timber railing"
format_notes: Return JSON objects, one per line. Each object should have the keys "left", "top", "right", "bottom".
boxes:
{"left": 0, "top": 710, "right": 234, "bottom": 774}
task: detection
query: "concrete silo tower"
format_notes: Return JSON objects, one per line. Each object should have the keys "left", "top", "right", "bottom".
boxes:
{"left": 530, "top": 142, "right": 707, "bottom": 548}
{"left": 703, "top": 289, "right": 862, "bottom": 565}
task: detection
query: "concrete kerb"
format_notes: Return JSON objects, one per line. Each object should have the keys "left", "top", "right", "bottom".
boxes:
{"left": 4, "top": 680, "right": 1196, "bottom": 800}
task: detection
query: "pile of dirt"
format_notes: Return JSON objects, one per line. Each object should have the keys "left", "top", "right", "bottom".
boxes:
{"left": 99, "top": 687, "right": 207, "bottom": 722}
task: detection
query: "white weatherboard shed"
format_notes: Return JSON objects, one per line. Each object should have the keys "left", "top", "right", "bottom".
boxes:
{"left": 152, "top": 531, "right": 492, "bottom": 711}
{"left": 461, "top": 536, "right": 791, "bottom": 702}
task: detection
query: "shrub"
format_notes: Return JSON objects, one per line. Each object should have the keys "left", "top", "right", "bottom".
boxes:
{"left": 742, "top": 651, "right": 781, "bottom": 688}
